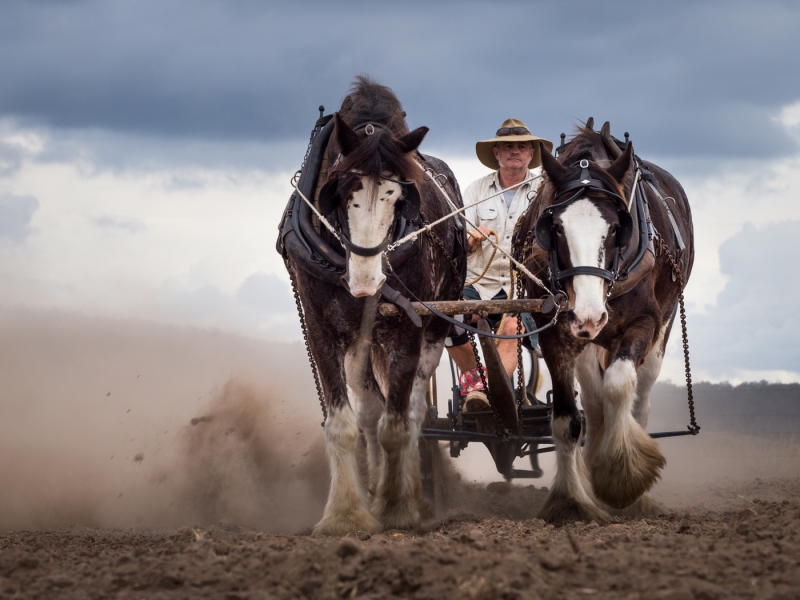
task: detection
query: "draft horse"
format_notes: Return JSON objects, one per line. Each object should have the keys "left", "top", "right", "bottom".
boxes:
{"left": 516, "top": 121, "right": 694, "bottom": 522}
{"left": 279, "top": 77, "right": 465, "bottom": 535}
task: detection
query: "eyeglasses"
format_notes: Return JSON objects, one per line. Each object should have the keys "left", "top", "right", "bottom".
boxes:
{"left": 496, "top": 126, "right": 530, "bottom": 136}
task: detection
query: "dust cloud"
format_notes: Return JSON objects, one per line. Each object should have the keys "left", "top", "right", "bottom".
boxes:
{"left": 2, "top": 307, "right": 799, "bottom": 535}
{"left": 0, "top": 308, "right": 328, "bottom": 533}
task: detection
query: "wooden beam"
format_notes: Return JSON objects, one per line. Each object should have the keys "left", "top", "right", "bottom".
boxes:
{"left": 378, "top": 298, "right": 546, "bottom": 317}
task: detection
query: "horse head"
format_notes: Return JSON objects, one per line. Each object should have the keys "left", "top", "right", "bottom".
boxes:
{"left": 536, "top": 138, "right": 634, "bottom": 339}
{"left": 318, "top": 112, "right": 428, "bottom": 297}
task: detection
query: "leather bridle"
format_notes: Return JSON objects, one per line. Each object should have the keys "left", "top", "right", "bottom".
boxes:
{"left": 535, "top": 159, "right": 634, "bottom": 294}
{"left": 325, "top": 121, "right": 420, "bottom": 259}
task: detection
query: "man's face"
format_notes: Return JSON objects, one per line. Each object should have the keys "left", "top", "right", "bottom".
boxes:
{"left": 493, "top": 141, "right": 533, "bottom": 170}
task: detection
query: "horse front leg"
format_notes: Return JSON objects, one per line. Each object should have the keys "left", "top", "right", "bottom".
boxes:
{"left": 371, "top": 342, "right": 425, "bottom": 530}
{"left": 538, "top": 349, "right": 611, "bottom": 525}
{"left": 344, "top": 349, "right": 384, "bottom": 500}
{"left": 575, "top": 344, "right": 606, "bottom": 468}
{"left": 405, "top": 338, "right": 446, "bottom": 521}
{"left": 311, "top": 336, "right": 381, "bottom": 537}
{"left": 590, "top": 318, "right": 667, "bottom": 509}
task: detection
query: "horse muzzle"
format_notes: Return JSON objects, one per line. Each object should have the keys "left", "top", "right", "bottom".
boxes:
{"left": 567, "top": 308, "right": 608, "bottom": 339}
{"left": 341, "top": 256, "right": 386, "bottom": 298}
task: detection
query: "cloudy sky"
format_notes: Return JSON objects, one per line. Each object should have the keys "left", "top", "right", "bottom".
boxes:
{"left": 1, "top": 0, "right": 799, "bottom": 383}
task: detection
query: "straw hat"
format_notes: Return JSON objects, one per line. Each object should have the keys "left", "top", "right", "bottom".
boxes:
{"left": 475, "top": 118, "right": 553, "bottom": 170}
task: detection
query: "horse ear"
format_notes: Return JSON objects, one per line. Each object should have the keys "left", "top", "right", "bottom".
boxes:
{"left": 318, "top": 177, "right": 339, "bottom": 215}
{"left": 616, "top": 210, "right": 634, "bottom": 247}
{"left": 397, "top": 126, "right": 429, "bottom": 154}
{"left": 606, "top": 141, "right": 633, "bottom": 185}
{"left": 535, "top": 212, "right": 555, "bottom": 251}
{"left": 398, "top": 184, "right": 420, "bottom": 220}
{"left": 334, "top": 113, "right": 358, "bottom": 156}
{"left": 539, "top": 141, "right": 568, "bottom": 185}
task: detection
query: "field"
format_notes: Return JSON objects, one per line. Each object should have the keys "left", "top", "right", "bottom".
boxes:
{"left": 1, "top": 309, "right": 799, "bottom": 599}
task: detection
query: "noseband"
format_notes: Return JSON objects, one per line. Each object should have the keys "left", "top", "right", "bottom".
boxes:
{"left": 535, "top": 159, "right": 634, "bottom": 293}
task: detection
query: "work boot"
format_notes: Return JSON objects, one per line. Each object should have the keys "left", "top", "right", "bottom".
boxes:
{"left": 464, "top": 390, "right": 491, "bottom": 412}
{"left": 459, "top": 366, "right": 490, "bottom": 413}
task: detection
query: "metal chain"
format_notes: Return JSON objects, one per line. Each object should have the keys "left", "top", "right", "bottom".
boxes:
{"left": 423, "top": 222, "right": 462, "bottom": 282}
{"left": 290, "top": 113, "right": 323, "bottom": 188}
{"left": 425, "top": 217, "right": 508, "bottom": 440}
{"left": 657, "top": 238, "right": 699, "bottom": 434}
{"left": 286, "top": 260, "right": 327, "bottom": 421}
{"left": 515, "top": 271, "right": 527, "bottom": 433}
{"left": 469, "top": 332, "right": 509, "bottom": 439}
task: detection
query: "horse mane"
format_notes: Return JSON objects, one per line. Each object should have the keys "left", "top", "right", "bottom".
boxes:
{"left": 328, "top": 75, "right": 423, "bottom": 187}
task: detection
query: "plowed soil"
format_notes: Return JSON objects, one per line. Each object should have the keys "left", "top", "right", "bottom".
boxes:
{"left": 2, "top": 477, "right": 800, "bottom": 600}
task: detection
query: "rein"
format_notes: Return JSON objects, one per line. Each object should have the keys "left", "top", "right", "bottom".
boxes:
{"left": 399, "top": 164, "right": 555, "bottom": 296}
{"left": 293, "top": 160, "right": 556, "bottom": 296}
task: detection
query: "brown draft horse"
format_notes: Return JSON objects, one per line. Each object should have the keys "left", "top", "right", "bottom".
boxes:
{"left": 281, "top": 77, "right": 465, "bottom": 535}
{"left": 515, "top": 122, "right": 694, "bottom": 522}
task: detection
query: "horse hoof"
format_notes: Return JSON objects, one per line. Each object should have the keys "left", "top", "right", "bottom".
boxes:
{"left": 374, "top": 501, "right": 421, "bottom": 531}
{"left": 418, "top": 496, "right": 434, "bottom": 521}
{"left": 590, "top": 431, "right": 666, "bottom": 509}
{"left": 608, "top": 492, "right": 664, "bottom": 517}
{"left": 312, "top": 511, "right": 383, "bottom": 537}
{"left": 537, "top": 491, "right": 611, "bottom": 525}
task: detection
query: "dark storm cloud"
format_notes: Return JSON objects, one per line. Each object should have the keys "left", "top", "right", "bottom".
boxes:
{"left": 1, "top": 0, "right": 799, "bottom": 159}
{"left": 691, "top": 221, "right": 800, "bottom": 375}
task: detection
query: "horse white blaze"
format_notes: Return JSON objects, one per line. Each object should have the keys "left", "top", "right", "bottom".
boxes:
{"left": 344, "top": 176, "right": 402, "bottom": 297}
{"left": 560, "top": 199, "right": 611, "bottom": 339}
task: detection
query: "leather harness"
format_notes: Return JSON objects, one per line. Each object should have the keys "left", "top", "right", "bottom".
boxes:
{"left": 277, "top": 114, "right": 450, "bottom": 327}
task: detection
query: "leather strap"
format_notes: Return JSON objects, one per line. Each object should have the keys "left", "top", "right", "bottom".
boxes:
{"left": 645, "top": 180, "right": 686, "bottom": 251}
{"left": 379, "top": 283, "right": 422, "bottom": 327}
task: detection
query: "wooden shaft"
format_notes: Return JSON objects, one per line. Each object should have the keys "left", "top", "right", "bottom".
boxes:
{"left": 378, "top": 298, "right": 546, "bottom": 317}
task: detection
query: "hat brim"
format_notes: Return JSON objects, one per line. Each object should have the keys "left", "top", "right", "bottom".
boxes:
{"left": 475, "top": 135, "right": 554, "bottom": 170}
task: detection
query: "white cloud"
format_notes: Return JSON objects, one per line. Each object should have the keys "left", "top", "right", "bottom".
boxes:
{"left": 0, "top": 123, "right": 301, "bottom": 339}
{"left": 777, "top": 100, "right": 800, "bottom": 129}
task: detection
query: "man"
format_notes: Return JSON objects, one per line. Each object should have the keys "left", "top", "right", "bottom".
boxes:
{"left": 446, "top": 119, "right": 553, "bottom": 412}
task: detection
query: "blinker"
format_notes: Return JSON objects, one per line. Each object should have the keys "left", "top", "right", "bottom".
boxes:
{"left": 398, "top": 184, "right": 420, "bottom": 220}
{"left": 534, "top": 211, "right": 555, "bottom": 251}
{"left": 617, "top": 210, "right": 634, "bottom": 247}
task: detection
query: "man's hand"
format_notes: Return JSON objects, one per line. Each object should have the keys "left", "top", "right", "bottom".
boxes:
{"left": 467, "top": 226, "right": 493, "bottom": 251}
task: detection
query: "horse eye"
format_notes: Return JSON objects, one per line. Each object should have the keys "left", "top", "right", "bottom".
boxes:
{"left": 554, "top": 224, "right": 564, "bottom": 235}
